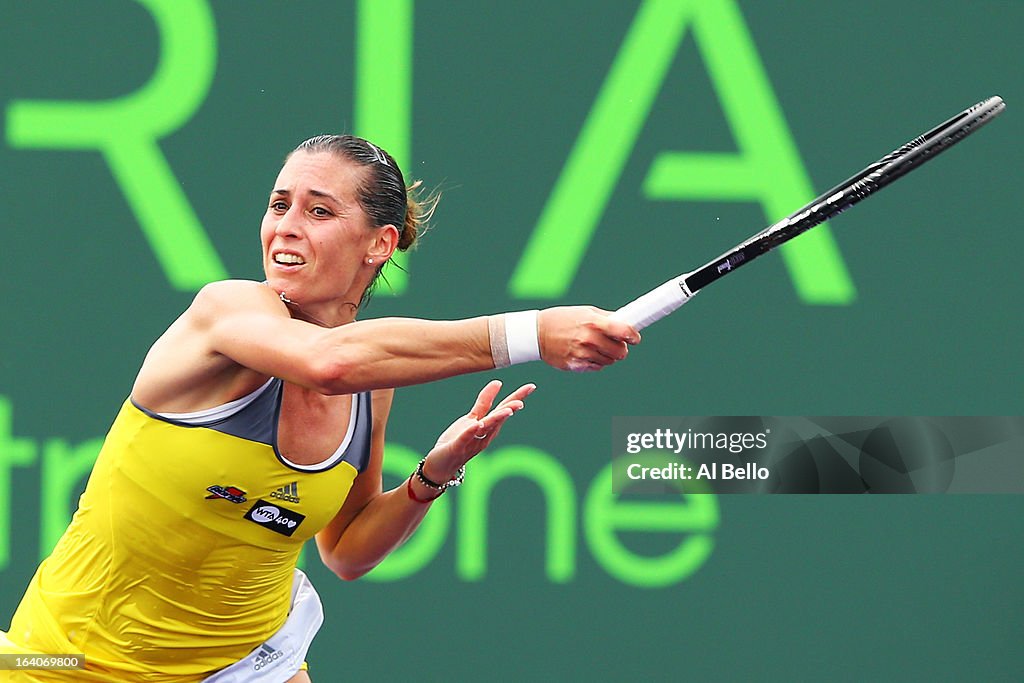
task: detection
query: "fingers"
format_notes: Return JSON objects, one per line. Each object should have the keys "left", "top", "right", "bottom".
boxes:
{"left": 496, "top": 383, "right": 536, "bottom": 409}
{"left": 595, "top": 315, "right": 641, "bottom": 346}
{"left": 583, "top": 314, "right": 640, "bottom": 367}
{"left": 475, "top": 391, "right": 529, "bottom": 436}
{"left": 585, "top": 334, "right": 630, "bottom": 363}
{"left": 456, "top": 382, "right": 535, "bottom": 447}
{"left": 440, "top": 407, "right": 510, "bottom": 458}
{"left": 466, "top": 403, "right": 518, "bottom": 447}
{"left": 469, "top": 381, "right": 535, "bottom": 420}
{"left": 467, "top": 379, "right": 503, "bottom": 419}
{"left": 563, "top": 323, "right": 631, "bottom": 370}
{"left": 467, "top": 383, "right": 535, "bottom": 444}
{"left": 427, "top": 383, "right": 535, "bottom": 476}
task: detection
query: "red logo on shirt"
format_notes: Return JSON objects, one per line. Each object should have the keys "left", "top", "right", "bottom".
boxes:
{"left": 206, "top": 485, "right": 248, "bottom": 504}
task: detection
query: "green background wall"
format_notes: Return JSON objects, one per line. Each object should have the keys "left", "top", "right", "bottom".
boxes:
{"left": 1, "top": 1, "right": 1021, "bottom": 679}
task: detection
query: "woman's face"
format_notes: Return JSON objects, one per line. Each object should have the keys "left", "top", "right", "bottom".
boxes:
{"left": 260, "top": 151, "right": 377, "bottom": 309}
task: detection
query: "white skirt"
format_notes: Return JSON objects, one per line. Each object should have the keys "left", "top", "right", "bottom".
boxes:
{"left": 203, "top": 569, "right": 324, "bottom": 683}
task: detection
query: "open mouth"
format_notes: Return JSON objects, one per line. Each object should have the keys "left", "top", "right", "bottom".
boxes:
{"left": 273, "top": 252, "right": 306, "bottom": 266}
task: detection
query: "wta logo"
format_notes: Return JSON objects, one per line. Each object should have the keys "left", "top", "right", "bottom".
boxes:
{"left": 251, "top": 505, "right": 280, "bottom": 523}
{"left": 244, "top": 499, "right": 306, "bottom": 537}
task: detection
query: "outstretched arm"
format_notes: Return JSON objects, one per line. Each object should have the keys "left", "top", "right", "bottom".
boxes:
{"left": 315, "top": 380, "right": 533, "bottom": 580}
{"left": 133, "top": 280, "right": 640, "bottom": 409}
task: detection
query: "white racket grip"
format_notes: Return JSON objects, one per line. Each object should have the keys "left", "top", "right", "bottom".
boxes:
{"left": 611, "top": 277, "right": 695, "bottom": 331}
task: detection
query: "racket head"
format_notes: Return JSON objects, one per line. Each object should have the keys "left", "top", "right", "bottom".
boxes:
{"left": 615, "top": 96, "right": 1006, "bottom": 329}
{"left": 684, "top": 96, "right": 1006, "bottom": 292}
{"left": 825, "top": 95, "right": 1005, "bottom": 205}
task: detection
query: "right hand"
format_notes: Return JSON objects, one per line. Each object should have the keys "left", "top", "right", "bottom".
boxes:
{"left": 537, "top": 306, "right": 640, "bottom": 372}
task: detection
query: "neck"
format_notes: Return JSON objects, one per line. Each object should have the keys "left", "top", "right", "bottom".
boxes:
{"left": 279, "top": 292, "right": 358, "bottom": 327}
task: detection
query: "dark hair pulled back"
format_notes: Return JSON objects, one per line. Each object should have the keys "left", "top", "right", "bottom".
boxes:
{"left": 290, "top": 134, "right": 429, "bottom": 252}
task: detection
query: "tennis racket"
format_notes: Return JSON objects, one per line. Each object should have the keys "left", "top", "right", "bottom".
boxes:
{"left": 612, "top": 95, "right": 1006, "bottom": 330}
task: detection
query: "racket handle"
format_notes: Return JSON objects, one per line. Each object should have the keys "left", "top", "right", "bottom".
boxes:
{"left": 611, "top": 277, "right": 695, "bottom": 331}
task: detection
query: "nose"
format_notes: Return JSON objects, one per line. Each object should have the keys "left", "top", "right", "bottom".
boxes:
{"left": 275, "top": 206, "right": 305, "bottom": 239}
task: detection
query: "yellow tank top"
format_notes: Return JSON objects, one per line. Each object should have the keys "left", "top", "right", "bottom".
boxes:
{"left": 1, "top": 379, "right": 371, "bottom": 681}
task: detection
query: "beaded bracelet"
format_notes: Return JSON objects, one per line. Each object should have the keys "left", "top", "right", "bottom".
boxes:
{"left": 415, "top": 456, "right": 465, "bottom": 491}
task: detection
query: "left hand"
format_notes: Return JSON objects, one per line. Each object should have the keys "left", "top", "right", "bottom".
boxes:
{"left": 421, "top": 380, "right": 536, "bottom": 482}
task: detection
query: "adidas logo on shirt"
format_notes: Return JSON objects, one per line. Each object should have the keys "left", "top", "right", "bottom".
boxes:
{"left": 253, "top": 642, "right": 284, "bottom": 672}
{"left": 270, "top": 482, "right": 299, "bottom": 504}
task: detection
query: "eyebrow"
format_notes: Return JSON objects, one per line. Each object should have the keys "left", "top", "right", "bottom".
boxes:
{"left": 270, "top": 188, "right": 345, "bottom": 206}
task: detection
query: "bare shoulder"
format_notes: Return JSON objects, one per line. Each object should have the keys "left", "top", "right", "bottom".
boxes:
{"left": 132, "top": 279, "right": 283, "bottom": 412}
{"left": 190, "top": 279, "right": 285, "bottom": 321}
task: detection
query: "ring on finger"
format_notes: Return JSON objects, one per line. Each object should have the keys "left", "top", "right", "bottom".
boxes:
{"left": 474, "top": 433, "right": 488, "bottom": 440}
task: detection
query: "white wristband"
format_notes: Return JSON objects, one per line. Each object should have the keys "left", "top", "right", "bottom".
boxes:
{"left": 504, "top": 310, "right": 541, "bottom": 365}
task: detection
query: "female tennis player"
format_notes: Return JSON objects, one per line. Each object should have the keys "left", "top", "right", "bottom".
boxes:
{"left": 0, "top": 135, "right": 640, "bottom": 681}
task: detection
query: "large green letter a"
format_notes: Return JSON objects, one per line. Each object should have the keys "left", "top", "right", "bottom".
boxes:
{"left": 510, "top": 0, "right": 855, "bottom": 304}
